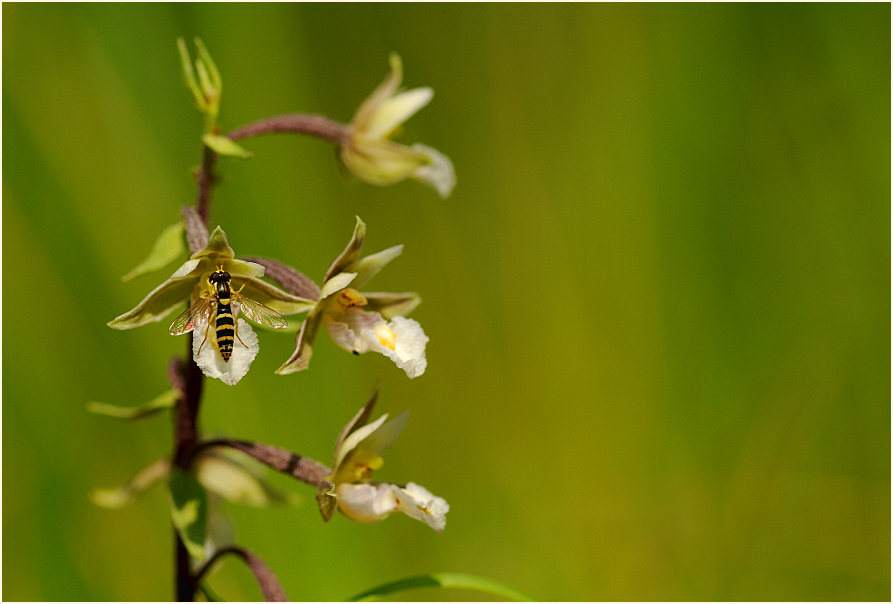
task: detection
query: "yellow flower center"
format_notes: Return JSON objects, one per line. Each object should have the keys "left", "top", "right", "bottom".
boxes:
{"left": 372, "top": 323, "right": 397, "bottom": 351}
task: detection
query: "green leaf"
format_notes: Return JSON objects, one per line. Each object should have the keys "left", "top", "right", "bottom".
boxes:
{"left": 168, "top": 468, "right": 208, "bottom": 561}
{"left": 202, "top": 134, "right": 252, "bottom": 159}
{"left": 349, "top": 572, "right": 535, "bottom": 602}
{"left": 122, "top": 222, "right": 186, "bottom": 282}
{"left": 90, "top": 458, "right": 171, "bottom": 509}
{"left": 87, "top": 388, "right": 179, "bottom": 420}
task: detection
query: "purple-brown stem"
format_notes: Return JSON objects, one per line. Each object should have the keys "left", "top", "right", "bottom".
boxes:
{"left": 173, "top": 139, "right": 218, "bottom": 600}
{"left": 228, "top": 114, "right": 350, "bottom": 145}
{"left": 195, "top": 144, "right": 217, "bottom": 224}
{"left": 194, "top": 546, "right": 289, "bottom": 602}
{"left": 191, "top": 439, "right": 332, "bottom": 487}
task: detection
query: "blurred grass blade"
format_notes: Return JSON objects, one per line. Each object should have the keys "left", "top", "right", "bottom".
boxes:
{"left": 87, "top": 388, "right": 179, "bottom": 420}
{"left": 169, "top": 468, "right": 208, "bottom": 561}
{"left": 349, "top": 572, "right": 535, "bottom": 601}
{"left": 121, "top": 221, "right": 186, "bottom": 282}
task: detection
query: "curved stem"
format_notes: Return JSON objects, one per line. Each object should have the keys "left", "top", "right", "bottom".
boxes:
{"left": 228, "top": 114, "right": 350, "bottom": 145}
{"left": 192, "top": 438, "right": 331, "bottom": 487}
{"left": 194, "top": 546, "right": 289, "bottom": 602}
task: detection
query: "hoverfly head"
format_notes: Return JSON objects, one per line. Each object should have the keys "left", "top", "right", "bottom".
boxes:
{"left": 209, "top": 265, "right": 231, "bottom": 285}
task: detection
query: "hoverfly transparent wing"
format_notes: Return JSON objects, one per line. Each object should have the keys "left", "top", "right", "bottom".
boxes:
{"left": 231, "top": 292, "right": 288, "bottom": 329}
{"left": 168, "top": 296, "right": 215, "bottom": 336}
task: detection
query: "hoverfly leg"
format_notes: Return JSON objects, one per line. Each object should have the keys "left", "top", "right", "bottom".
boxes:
{"left": 234, "top": 318, "right": 248, "bottom": 349}
{"left": 197, "top": 321, "right": 212, "bottom": 355}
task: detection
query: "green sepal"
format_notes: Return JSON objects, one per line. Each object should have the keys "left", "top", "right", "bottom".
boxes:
{"left": 347, "top": 244, "right": 403, "bottom": 290}
{"left": 363, "top": 292, "right": 421, "bottom": 319}
{"left": 107, "top": 273, "right": 198, "bottom": 330}
{"left": 349, "top": 572, "right": 535, "bottom": 602}
{"left": 90, "top": 458, "right": 171, "bottom": 509}
{"left": 275, "top": 311, "right": 322, "bottom": 375}
{"left": 168, "top": 467, "right": 208, "bottom": 561}
{"left": 202, "top": 134, "right": 252, "bottom": 159}
{"left": 122, "top": 222, "right": 186, "bottom": 282}
{"left": 87, "top": 388, "right": 178, "bottom": 420}
{"left": 237, "top": 276, "right": 316, "bottom": 316}
{"left": 319, "top": 272, "right": 357, "bottom": 300}
{"left": 324, "top": 216, "right": 366, "bottom": 283}
{"left": 192, "top": 226, "right": 235, "bottom": 261}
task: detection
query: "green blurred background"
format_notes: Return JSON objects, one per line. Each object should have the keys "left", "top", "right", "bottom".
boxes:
{"left": 3, "top": 3, "right": 890, "bottom": 601}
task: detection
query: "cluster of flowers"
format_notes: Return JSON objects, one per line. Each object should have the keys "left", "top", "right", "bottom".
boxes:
{"left": 103, "top": 52, "right": 451, "bottom": 532}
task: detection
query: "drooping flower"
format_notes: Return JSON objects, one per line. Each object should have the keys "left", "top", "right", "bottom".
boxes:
{"left": 317, "top": 391, "right": 448, "bottom": 531}
{"left": 109, "top": 226, "right": 314, "bottom": 385}
{"left": 340, "top": 53, "right": 455, "bottom": 198}
{"left": 276, "top": 216, "right": 428, "bottom": 378}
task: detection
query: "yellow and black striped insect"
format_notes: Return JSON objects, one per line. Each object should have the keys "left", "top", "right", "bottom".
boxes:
{"left": 169, "top": 266, "right": 287, "bottom": 361}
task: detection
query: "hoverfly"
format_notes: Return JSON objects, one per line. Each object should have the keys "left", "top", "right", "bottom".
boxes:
{"left": 169, "top": 266, "right": 287, "bottom": 361}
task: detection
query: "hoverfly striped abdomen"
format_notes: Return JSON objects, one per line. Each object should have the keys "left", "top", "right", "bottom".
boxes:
{"left": 209, "top": 269, "right": 236, "bottom": 361}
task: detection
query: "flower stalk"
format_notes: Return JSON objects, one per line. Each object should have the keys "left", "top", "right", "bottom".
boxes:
{"left": 100, "top": 40, "right": 454, "bottom": 601}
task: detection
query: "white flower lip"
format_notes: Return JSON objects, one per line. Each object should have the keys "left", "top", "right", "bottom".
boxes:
{"left": 192, "top": 317, "right": 259, "bottom": 386}
{"left": 363, "top": 316, "right": 428, "bottom": 379}
{"left": 392, "top": 482, "right": 449, "bottom": 532}
{"left": 334, "top": 483, "right": 398, "bottom": 523}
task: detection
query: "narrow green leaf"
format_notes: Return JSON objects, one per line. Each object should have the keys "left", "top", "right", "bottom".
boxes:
{"left": 90, "top": 458, "right": 171, "bottom": 509}
{"left": 349, "top": 572, "right": 535, "bottom": 602}
{"left": 87, "top": 388, "right": 179, "bottom": 420}
{"left": 202, "top": 134, "right": 252, "bottom": 159}
{"left": 122, "top": 222, "right": 186, "bottom": 282}
{"left": 169, "top": 468, "right": 208, "bottom": 561}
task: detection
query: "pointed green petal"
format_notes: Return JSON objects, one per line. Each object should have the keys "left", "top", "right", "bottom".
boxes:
{"left": 275, "top": 312, "right": 322, "bottom": 375}
{"left": 87, "top": 389, "right": 179, "bottom": 420}
{"left": 363, "top": 292, "right": 422, "bottom": 319}
{"left": 357, "top": 412, "right": 408, "bottom": 457}
{"left": 365, "top": 87, "right": 433, "bottom": 141}
{"left": 108, "top": 271, "right": 199, "bottom": 330}
{"left": 324, "top": 216, "right": 366, "bottom": 283}
{"left": 236, "top": 276, "right": 315, "bottom": 316}
{"left": 319, "top": 272, "right": 357, "bottom": 300}
{"left": 122, "top": 222, "right": 186, "bottom": 282}
{"left": 192, "top": 226, "right": 235, "bottom": 261}
{"left": 91, "top": 458, "right": 171, "bottom": 509}
{"left": 347, "top": 245, "right": 403, "bottom": 290}
{"left": 352, "top": 53, "right": 403, "bottom": 133}
{"left": 168, "top": 468, "right": 208, "bottom": 561}
{"left": 202, "top": 134, "right": 252, "bottom": 159}
{"left": 334, "top": 389, "right": 379, "bottom": 459}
